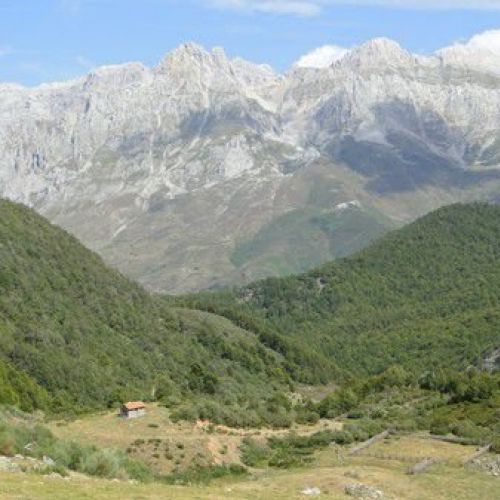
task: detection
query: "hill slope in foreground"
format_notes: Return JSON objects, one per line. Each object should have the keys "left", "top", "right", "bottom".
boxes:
{"left": 0, "top": 199, "right": 293, "bottom": 421}
{"left": 184, "top": 203, "right": 500, "bottom": 382}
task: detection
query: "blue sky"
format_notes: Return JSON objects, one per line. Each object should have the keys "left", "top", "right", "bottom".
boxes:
{"left": 1, "top": 0, "right": 500, "bottom": 85}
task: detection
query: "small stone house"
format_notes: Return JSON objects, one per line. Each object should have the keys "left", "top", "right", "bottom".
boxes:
{"left": 120, "top": 401, "right": 146, "bottom": 418}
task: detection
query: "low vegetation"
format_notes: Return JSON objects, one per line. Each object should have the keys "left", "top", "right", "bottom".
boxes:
{"left": 0, "top": 408, "right": 151, "bottom": 481}
{"left": 316, "top": 366, "right": 500, "bottom": 452}
{"left": 162, "top": 463, "right": 247, "bottom": 485}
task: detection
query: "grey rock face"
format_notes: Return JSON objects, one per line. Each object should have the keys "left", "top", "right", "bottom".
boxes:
{"left": 2, "top": 40, "right": 500, "bottom": 292}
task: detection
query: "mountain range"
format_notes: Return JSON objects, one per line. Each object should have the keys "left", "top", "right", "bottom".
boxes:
{"left": 2, "top": 38, "right": 500, "bottom": 292}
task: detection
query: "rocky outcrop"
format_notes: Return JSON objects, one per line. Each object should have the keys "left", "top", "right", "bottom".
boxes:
{"left": 2, "top": 39, "right": 500, "bottom": 292}
{"left": 345, "top": 483, "right": 385, "bottom": 499}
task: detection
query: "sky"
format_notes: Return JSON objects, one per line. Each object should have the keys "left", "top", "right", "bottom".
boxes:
{"left": 1, "top": 0, "right": 500, "bottom": 85}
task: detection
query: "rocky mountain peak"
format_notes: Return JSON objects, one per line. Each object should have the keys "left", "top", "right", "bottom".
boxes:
{"left": 156, "top": 42, "right": 231, "bottom": 74}
{"left": 340, "top": 37, "right": 414, "bottom": 72}
{"left": 82, "top": 62, "right": 150, "bottom": 91}
{"left": 2, "top": 38, "right": 500, "bottom": 293}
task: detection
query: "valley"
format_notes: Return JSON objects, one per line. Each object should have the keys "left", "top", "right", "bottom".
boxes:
{"left": 0, "top": 200, "right": 499, "bottom": 498}
{"left": 2, "top": 6, "right": 500, "bottom": 498}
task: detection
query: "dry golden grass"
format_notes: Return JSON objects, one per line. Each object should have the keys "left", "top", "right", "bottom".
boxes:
{"left": 34, "top": 408, "right": 499, "bottom": 499}
{"left": 1, "top": 457, "right": 498, "bottom": 500}
{"left": 359, "top": 433, "right": 480, "bottom": 465}
{"left": 48, "top": 404, "right": 342, "bottom": 475}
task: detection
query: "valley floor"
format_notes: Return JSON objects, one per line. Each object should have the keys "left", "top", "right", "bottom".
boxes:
{"left": 1, "top": 405, "right": 498, "bottom": 499}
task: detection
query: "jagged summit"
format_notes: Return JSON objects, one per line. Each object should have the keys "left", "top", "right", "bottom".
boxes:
{"left": 159, "top": 42, "right": 210, "bottom": 64}
{"left": 2, "top": 36, "right": 500, "bottom": 293}
{"left": 7, "top": 37, "right": 499, "bottom": 96}
{"left": 354, "top": 37, "right": 406, "bottom": 56}
{"left": 339, "top": 37, "right": 414, "bottom": 71}
{"left": 156, "top": 42, "right": 232, "bottom": 74}
{"left": 82, "top": 62, "right": 150, "bottom": 90}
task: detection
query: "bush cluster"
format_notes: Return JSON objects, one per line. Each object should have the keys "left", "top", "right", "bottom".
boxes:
{"left": 0, "top": 413, "right": 152, "bottom": 481}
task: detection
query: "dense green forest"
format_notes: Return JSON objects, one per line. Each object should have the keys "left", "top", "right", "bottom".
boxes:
{"left": 1, "top": 199, "right": 499, "bottom": 434}
{"left": 0, "top": 200, "right": 293, "bottom": 422}
{"left": 183, "top": 203, "right": 500, "bottom": 383}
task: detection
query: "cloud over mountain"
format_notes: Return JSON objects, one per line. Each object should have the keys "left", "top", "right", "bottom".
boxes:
{"left": 294, "top": 45, "right": 349, "bottom": 68}
{"left": 443, "top": 29, "right": 500, "bottom": 55}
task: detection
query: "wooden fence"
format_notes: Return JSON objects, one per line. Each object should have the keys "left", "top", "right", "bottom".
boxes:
{"left": 462, "top": 444, "right": 492, "bottom": 465}
{"left": 407, "top": 458, "right": 443, "bottom": 475}
{"left": 349, "top": 430, "right": 390, "bottom": 456}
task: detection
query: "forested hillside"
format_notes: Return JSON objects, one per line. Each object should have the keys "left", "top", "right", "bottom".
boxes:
{"left": 0, "top": 200, "right": 293, "bottom": 421}
{"left": 2, "top": 199, "right": 499, "bottom": 430}
{"left": 184, "top": 203, "right": 500, "bottom": 383}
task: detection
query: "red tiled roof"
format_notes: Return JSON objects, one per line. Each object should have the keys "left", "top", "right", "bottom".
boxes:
{"left": 123, "top": 401, "right": 145, "bottom": 410}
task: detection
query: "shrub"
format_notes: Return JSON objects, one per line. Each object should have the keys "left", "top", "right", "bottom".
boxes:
{"left": 268, "top": 447, "right": 309, "bottom": 468}
{"left": 163, "top": 463, "right": 247, "bottom": 484}
{"left": 295, "top": 409, "right": 320, "bottom": 425}
{"left": 347, "top": 408, "right": 365, "bottom": 419}
{"left": 170, "top": 405, "right": 199, "bottom": 423}
{"left": 123, "top": 458, "right": 153, "bottom": 482}
{"left": 491, "top": 437, "right": 500, "bottom": 453}
{"left": 330, "top": 430, "right": 354, "bottom": 445}
{"left": 80, "top": 449, "right": 124, "bottom": 478}
{"left": 240, "top": 438, "right": 270, "bottom": 467}
{"left": 34, "top": 464, "right": 68, "bottom": 477}
{"left": 429, "top": 415, "right": 453, "bottom": 436}
{"left": 317, "top": 388, "right": 359, "bottom": 418}
{"left": 0, "top": 415, "right": 153, "bottom": 482}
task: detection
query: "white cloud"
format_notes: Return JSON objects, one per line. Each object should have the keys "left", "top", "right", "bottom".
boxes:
{"left": 207, "top": 0, "right": 500, "bottom": 17}
{"left": 460, "top": 29, "right": 500, "bottom": 54}
{"left": 438, "top": 29, "right": 500, "bottom": 57}
{"left": 436, "top": 29, "right": 500, "bottom": 74}
{"left": 294, "top": 44, "right": 349, "bottom": 68}
{"left": 323, "top": 1, "right": 500, "bottom": 7}
{"left": 207, "top": 0, "right": 320, "bottom": 16}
